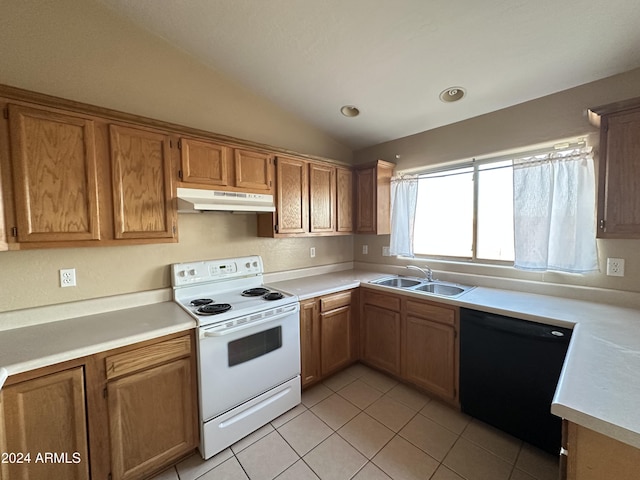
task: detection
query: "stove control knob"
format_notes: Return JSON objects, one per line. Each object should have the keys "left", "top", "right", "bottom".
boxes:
{"left": 246, "top": 262, "right": 251, "bottom": 269}
{"left": 178, "top": 271, "right": 186, "bottom": 277}
{"left": 252, "top": 261, "right": 258, "bottom": 268}
{"left": 189, "top": 269, "right": 196, "bottom": 276}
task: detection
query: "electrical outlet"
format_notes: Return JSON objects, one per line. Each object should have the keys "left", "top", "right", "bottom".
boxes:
{"left": 60, "top": 268, "right": 77, "bottom": 287}
{"left": 382, "top": 246, "right": 390, "bottom": 256}
{"left": 606, "top": 258, "right": 625, "bottom": 277}
{"left": 310, "top": 247, "right": 316, "bottom": 258}
{"left": 362, "top": 245, "right": 368, "bottom": 255}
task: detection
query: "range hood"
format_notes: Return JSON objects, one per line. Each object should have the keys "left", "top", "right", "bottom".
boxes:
{"left": 176, "top": 187, "right": 276, "bottom": 213}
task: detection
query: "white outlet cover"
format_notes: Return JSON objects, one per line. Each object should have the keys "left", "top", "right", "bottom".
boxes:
{"left": 362, "top": 245, "right": 368, "bottom": 255}
{"left": 310, "top": 247, "right": 316, "bottom": 258}
{"left": 60, "top": 268, "right": 77, "bottom": 287}
{"left": 606, "top": 258, "right": 625, "bottom": 277}
{"left": 382, "top": 246, "right": 390, "bottom": 256}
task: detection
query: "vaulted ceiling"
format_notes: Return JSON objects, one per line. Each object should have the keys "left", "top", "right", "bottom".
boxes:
{"left": 99, "top": 0, "right": 640, "bottom": 149}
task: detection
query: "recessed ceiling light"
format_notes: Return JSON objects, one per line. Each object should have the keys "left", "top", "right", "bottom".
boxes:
{"left": 439, "top": 87, "right": 466, "bottom": 103}
{"left": 340, "top": 105, "right": 360, "bottom": 117}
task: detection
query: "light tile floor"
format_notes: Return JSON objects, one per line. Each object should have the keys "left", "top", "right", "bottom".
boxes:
{"left": 152, "top": 363, "right": 559, "bottom": 480}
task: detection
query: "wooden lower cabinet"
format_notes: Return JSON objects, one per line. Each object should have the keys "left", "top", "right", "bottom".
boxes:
{"left": 360, "top": 288, "right": 459, "bottom": 404}
{"left": 300, "top": 298, "right": 321, "bottom": 387}
{"left": 566, "top": 422, "right": 640, "bottom": 480}
{"left": 107, "top": 358, "right": 196, "bottom": 480}
{"left": 402, "top": 299, "right": 458, "bottom": 403}
{"left": 0, "top": 367, "right": 90, "bottom": 480}
{"left": 361, "top": 303, "right": 401, "bottom": 376}
{"left": 0, "top": 332, "right": 197, "bottom": 480}
{"left": 300, "top": 290, "right": 357, "bottom": 388}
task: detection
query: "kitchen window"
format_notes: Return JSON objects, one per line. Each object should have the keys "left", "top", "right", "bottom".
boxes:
{"left": 413, "top": 161, "right": 514, "bottom": 262}
{"left": 391, "top": 141, "right": 598, "bottom": 273}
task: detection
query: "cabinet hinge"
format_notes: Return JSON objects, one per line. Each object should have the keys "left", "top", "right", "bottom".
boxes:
{"left": 103, "top": 387, "right": 108, "bottom": 399}
{"left": 11, "top": 226, "right": 17, "bottom": 237}
{"left": 177, "top": 139, "right": 182, "bottom": 150}
{"left": 172, "top": 225, "right": 177, "bottom": 235}
{"left": 178, "top": 169, "right": 183, "bottom": 180}
{"left": 274, "top": 158, "right": 278, "bottom": 166}
{"left": 275, "top": 224, "right": 279, "bottom": 234}
{"left": 599, "top": 219, "right": 605, "bottom": 230}
{"left": 108, "top": 473, "right": 112, "bottom": 480}
{"left": 2, "top": 108, "right": 8, "bottom": 119}
{"left": 269, "top": 180, "right": 272, "bottom": 187}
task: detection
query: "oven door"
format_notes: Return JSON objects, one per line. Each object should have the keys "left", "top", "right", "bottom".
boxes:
{"left": 198, "top": 302, "right": 300, "bottom": 421}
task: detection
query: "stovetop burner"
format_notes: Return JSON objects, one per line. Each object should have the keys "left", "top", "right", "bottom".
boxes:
{"left": 197, "top": 303, "right": 232, "bottom": 316}
{"left": 242, "top": 287, "right": 270, "bottom": 297}
{"left": 263, "top": 292, "right": 284, "bottom": 301}
{"left": 191, "top": 298, "right": 214, "bottom": 306}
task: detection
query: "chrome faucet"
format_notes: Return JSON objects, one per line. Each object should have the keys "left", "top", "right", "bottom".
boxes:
{"left": 406, "top": 265, "right": 434, "bottom": 282}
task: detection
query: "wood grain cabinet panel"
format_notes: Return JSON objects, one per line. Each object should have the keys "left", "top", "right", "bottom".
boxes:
{"left": 595, "top": 106, "right": 640, "bottom": 237}
{"left": 274, "top": 156, "right": 309, "bottom": 234}
{"left": 109, "top": 124, "right": 175, "bottom": 240}
{"left": 336, "top": 167, "right": 353, "bottom": 233}
{"left": 180, "top": 137, "right": 230, "bottom": 186}
{"left": 320, "top": 306, "right": 351, "bottom": 376}
{"left": 309, "top": 162, "right": 335, "bottom": 233}
{"left": 403, "top": 314, "right": 457, "bottom": 402}
{"left": 0, "top": 367, "right": 90, "bottom": 480}
{"left": 355, "top": 160, "right": 394, "bottom": 235}
{"left": 108, "top": 358, "right": 196, "bottom": 480}
{"left": 300, "top": 299, "right": 321, "bottom": 388}
{"left": 234, "top": 149, "right": 272, "bottom": 191}
{"left": 361, "top": 303, "right": 401, "bottom": 376}
{"left": 7, "top": 104, "right": 100, "bottom": 242}
{"left": 566, "top": 422, "right": 640, "bottom": 480}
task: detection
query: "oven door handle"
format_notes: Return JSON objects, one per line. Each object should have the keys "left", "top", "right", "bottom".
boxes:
{"left": 201, "top": 305, "right": 299, "bottom": 338}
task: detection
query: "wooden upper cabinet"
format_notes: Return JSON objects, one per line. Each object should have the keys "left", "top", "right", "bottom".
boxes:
{"left": 179, "top": 137, "right": 230, "bottom": 186}
{"left": 235, "top": 149, "right": 272, "bottom": 191}
{"left": 109, "top": 124, "right": 175, "bottom": 240}
{"left": 309, "top": 162, "right": 335, "bottom": 233}
{"left": 0, "top": 367, "right": 90, "bottom": 480}
{"left": 7, "top": 104, "right": 100, "bottom": 243}
{"left": 593, "top": 101, "right": 640, "bottom": 238}
{"left": 355, "top": 159, "right": 394, "bottom": 235}
{"left": 336, "top": 167, "right": 353, "bottom": 233}
{"left": 275, "top": 156, "right": 309, "bottom": 234}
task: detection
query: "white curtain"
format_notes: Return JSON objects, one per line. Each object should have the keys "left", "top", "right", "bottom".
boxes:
{"left": 513, "top": 147, "right": 598, "bottom": 273}
{"left": 389, "top": 174, "right": 418, "bottom": 257}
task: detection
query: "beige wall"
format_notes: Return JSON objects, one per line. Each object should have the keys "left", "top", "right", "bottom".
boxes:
{"left": 0, "top": 0, "right": 354, "bottom": 314}
{"left": 354, "top": 69, "right": 640, "bottom": 295}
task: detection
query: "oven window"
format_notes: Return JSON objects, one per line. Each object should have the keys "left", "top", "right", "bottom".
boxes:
{"left": 228, "top": 326, "right": 282, "bottom": 367}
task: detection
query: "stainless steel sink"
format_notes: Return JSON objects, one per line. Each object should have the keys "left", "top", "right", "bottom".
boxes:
{"left": 369, "top": 275, "right": 474, "bottom": 298}
{"left": 373, "top": 277, "right": 422, "bottom": 288}
{"left": 414, "top": 283, "right": 465, "bottom": 296}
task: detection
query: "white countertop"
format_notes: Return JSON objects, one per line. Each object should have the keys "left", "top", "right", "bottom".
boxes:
{"left": 271, "top": 271, "right": 640, "bottom": 450}
{"left": 0, "top": 302, "right": 195, "bottom": 377}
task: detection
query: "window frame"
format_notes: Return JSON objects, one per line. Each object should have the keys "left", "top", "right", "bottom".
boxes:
{"left": 407, "top": 139, "right": 587, "bottom": 266}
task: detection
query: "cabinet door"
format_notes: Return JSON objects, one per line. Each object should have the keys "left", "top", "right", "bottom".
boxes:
{"left": 235, "top": 149, "right": 272, "bottom": 191}
{"left": 109, "top": 125, "right": 175, "bottom": 240}
{"left": 362, "top": 304, "right": 401, "bottom": 375}
{"left": 336, "top": 167, "right": 353, "bottom": 233}
{"left": 597, "top": 109, "right": 640, "bottom": 237}
{"left": 275, "top": 156, "right": 309, "bottom": 234}
{"left": 355, "top": 166, "right": 376, "bottom": 234}
{"left": 8, "top": 104, "right": 100, "bottom": 242}
{"left": 0, "top": 367, "right": 89, "bottom": 480}
{"left": 300, "top": 299, "right": 320, "bottom": 388}
{"left": 108, "top": 358, "right": 196, "bottom": 480}
{"left": 320, "top": 306, "right": 351, "bottom": 375}
{"left": 309, "top": 163, "right": 335, "bottom": 233}
{"left": 403, "top": 315, "right": 456, "bottom": 402}
{"left": 180, "top": 138, "right": 230, "bottom": 186}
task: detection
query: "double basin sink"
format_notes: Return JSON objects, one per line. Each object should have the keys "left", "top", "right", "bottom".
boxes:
{"left": 369, "top": 276, "right": 475, "bottom": 298}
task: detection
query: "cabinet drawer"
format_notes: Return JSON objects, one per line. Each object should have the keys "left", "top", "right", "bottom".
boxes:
{"left": 105, "top": 335, "right": 191, "bottom": 380}
{"left": 405, "top": 299, "right": 456, "bottom": 326}
{"left": 363, "top": 290, "right": 401, "bottom": 312}
{"left": 320, "top": 291, "right": 352, "bottom": 312}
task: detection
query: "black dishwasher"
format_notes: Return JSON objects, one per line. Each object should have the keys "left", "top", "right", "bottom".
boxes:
{"left": 460, "top": 308, "right": 572, "bottom": 455}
